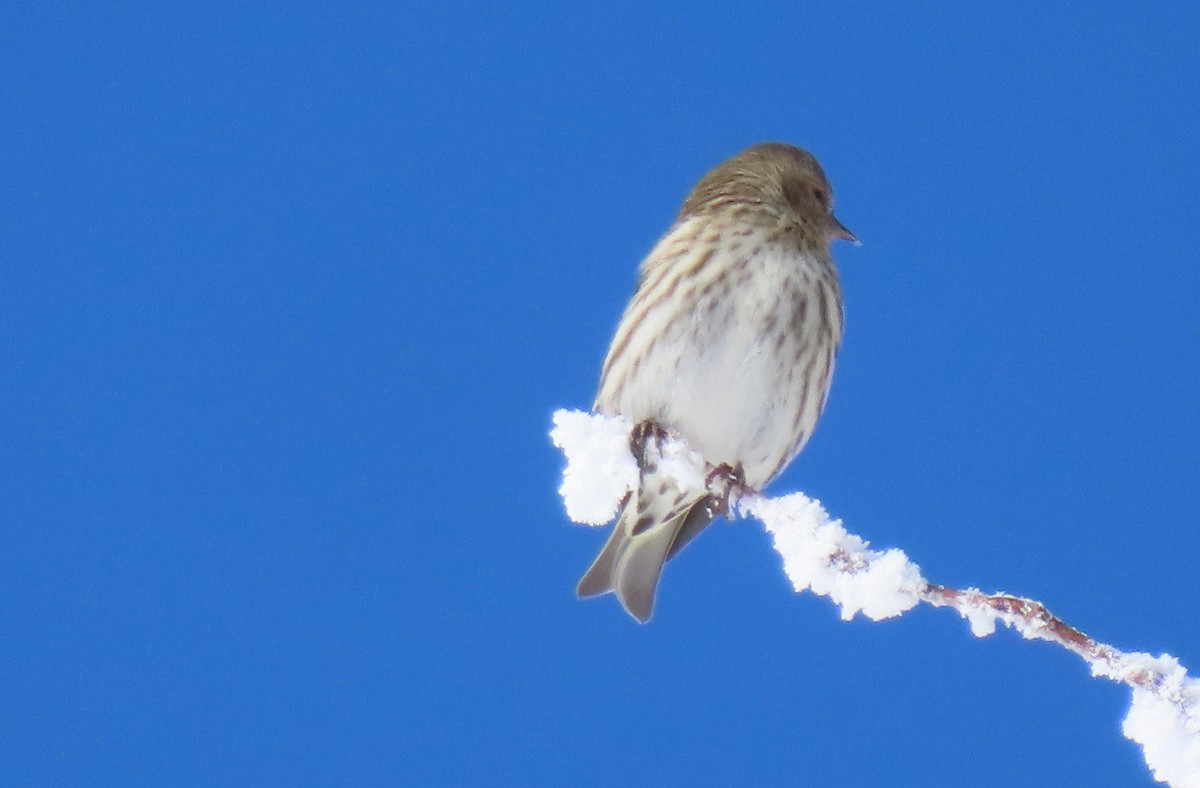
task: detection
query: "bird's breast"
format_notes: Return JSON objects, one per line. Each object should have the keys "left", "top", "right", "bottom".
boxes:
{"left": 599, "top": 240, "right": 841, "bottom": 488}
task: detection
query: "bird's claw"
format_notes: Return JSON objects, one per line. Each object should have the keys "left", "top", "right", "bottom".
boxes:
{"left": 705, "top": 462, "right": 746, "bottom": 517}
{"left": 630, "top": 420, "right": 669, "bottom": 473}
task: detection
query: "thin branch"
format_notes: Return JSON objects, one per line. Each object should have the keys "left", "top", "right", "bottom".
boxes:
{"left": 552, "top": 409, "right": 1200, "bottom": 786}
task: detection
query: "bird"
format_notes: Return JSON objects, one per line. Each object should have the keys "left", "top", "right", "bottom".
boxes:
{"left": 576, "top": 142, "right": 855, "bottom": 622}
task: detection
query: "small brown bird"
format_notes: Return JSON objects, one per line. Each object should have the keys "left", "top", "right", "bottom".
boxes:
{"left": 577, "top": 142, "right": 855, "bottom": 622}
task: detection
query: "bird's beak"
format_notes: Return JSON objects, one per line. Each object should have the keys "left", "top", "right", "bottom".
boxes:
{"left": 830, "top": 215, "right": 859, "bottom": 246}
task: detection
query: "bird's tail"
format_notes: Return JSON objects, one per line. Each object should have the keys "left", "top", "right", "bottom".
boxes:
{"left": 576, "top": 475, "right": 713, "bottom": 623}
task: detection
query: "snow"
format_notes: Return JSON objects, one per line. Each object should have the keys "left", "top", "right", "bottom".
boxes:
{"left": 744, "top": 492, "right": 923, "bottom": 621}
{"left": 1116, "top": 654, "right": 1200, "bottom": 787}
{"left": 551, "top": 408, "right": 1200, "bottom": 787}
{"left": 549, "top": 409, "right": 636, "bottom": 525}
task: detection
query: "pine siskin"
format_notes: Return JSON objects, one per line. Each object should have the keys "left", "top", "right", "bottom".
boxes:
{"left": 577, "top": 142, "right": 856, "bottom": 622}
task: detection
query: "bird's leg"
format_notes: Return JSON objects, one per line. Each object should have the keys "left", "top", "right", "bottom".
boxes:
{"left": 629, "top": 420, "right": 669, "bottom": 473}
{"left": 705, "top": 462, "right": 746, "bottom": 517}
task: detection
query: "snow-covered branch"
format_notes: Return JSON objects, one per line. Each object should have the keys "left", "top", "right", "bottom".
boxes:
{"left": 550, "top": 409, "right": 1200, "bottom": 788}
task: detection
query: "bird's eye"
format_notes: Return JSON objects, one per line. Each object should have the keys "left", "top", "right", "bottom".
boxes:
{"left": 812, "top": 187, "right": 827, "bottom": 205}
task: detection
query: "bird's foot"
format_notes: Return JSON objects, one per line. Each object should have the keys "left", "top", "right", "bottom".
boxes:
{"left": 705, "top": 462, "right": 746, "bottom": 517}
{"left": 630, "top": 420, "right": 669, "bottom": 473}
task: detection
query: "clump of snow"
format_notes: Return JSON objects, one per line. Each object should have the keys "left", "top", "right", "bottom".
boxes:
{"left": 744, "top": 492, "right": 923, "bottom": 621}
{"left": 550, "top": 410, "right": 635, "bottom": 525}
{"left": 1120, "top": 658, "right": 1200, "bottom": 787}
{"left": 961, "top": 603, "right": 999, "bottom": 638}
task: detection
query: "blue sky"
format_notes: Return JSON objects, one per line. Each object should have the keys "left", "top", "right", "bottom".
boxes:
{"left": 3, "top": 3, "right": 1199, "bottom": 785}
